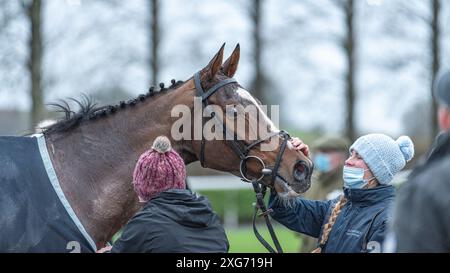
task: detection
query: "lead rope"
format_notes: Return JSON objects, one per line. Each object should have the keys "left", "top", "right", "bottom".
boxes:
{"left": 247, "top": 133, "right": 289, "bottom": 253}
{"left": 251, "top": 181, "right": 283, "bottom": 253}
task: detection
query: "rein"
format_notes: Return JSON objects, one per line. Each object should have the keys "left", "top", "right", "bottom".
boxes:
{"left": 193, "top": 71, "right": 287, "bottom": 253}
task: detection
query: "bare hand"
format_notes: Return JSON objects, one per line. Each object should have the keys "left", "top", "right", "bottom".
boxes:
{"left": 290, "top": 137, "right": 310, "bottom": 157}
{"left": 96, "top": 245, "right": 112, "bottom": 253}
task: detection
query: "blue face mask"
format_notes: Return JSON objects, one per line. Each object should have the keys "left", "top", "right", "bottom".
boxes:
{"left": 314, "top": 153, "right": 332, "bottom": 173}
{"left": 343, "top": 166, "right": 374, "bottom": 189}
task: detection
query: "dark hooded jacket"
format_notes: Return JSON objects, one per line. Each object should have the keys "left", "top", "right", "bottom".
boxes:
{"left": 269, "top": 185, "right": 395, "bottom": 253}
{"left": 393, "top": 131, "right": 450, "bottom": 252}
{"left": 111, "top": 189, "right": 229, "bottom": 253}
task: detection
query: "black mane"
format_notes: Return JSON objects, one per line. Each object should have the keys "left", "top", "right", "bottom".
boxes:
{"left": 43, "top": 80, "right": 184, "bottom": 135}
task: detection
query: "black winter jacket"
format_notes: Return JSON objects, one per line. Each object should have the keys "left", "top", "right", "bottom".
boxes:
{"left": 111, "top": 189, "right": 229, "bottom": 253}
{"left": 393, "top": 132, "right": 450, "bottom": 252}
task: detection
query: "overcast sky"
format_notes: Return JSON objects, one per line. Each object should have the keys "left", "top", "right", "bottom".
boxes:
{"left": 0, "top": 0, "right": 449, "bottom": 136}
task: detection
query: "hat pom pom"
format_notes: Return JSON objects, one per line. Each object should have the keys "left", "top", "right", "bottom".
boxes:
{"left": 152, "top": 136, "right": 172, "bottom": 153}
{"left": 396, "top": 136, "right": 414, "bottom": 162}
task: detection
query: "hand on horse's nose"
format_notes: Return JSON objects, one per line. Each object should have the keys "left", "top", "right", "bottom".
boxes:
{"left": 293, "top": 161, "right": 310, "bottom": 182}
{"left": 290, "top": 137, "right": 310, "bottom": 157}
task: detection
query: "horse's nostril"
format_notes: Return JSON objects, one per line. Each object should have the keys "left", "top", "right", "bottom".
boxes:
{"left": 293, "top": 161, "right": 309, "bottom": 181}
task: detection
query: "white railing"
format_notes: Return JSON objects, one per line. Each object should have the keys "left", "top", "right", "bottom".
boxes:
{"left": 187, "top": 175, "right": 253, "bottom": 191}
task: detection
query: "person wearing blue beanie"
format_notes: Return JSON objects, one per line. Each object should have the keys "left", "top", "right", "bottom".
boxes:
{"left": 269, "top": 134, "right": 414, "bottom": 253}
{"left": 348, "top": 134, "right": 414, "bottom": 187}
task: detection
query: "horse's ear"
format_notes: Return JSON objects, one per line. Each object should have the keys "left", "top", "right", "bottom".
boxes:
{"left": 222, "top": 44, "right": 240, "bottom": 78}
{"left": 203, "top": 43, "right": 225, "bottom": 80}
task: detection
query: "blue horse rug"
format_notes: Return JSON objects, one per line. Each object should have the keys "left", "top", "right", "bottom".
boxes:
{"left": 0, "top": 135, "right": 96, "bottom": 252}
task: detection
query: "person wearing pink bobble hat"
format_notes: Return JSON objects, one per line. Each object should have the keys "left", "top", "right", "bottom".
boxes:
{"left": 105, "top": 136, "right": 229, "bottom": 253}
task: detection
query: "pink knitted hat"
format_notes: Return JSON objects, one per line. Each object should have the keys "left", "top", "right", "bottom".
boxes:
{"left": 132, "top": 136, "right": 186, "bottom": 202}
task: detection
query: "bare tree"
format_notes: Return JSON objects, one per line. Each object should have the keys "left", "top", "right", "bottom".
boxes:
{"left": 396, "top": 0, "right": 443, "bottom": 139}
{"left": 149, "top": 0, "right": 160, "bottom": 87}
{"left": 21, "top": 0, "right": 45, "bottom": 128}
{"left": 249, "top": 0, "right": 268, "bottom": 103}
{"left": 286, "top": 0, "right": 358, "bottom": 140}
{"left": 430, "top": 0, "right": 441, "bottom": 137}
{"left": 341, "top": 0, "right": 356, "bottom": 141}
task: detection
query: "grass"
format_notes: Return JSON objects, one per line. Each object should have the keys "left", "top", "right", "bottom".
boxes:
{"left": 226, "top": 225, "right": 302, "bottom": 253}
{"left": 112, "top": 224, "right": 302, "bottom": 253}
{"left": 197, "top": 189, "right": 264, "bottom": 223}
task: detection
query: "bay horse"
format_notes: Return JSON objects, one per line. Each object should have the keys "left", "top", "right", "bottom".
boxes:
{"left": 0, "top": 44, "right": 313, "bottom": 252}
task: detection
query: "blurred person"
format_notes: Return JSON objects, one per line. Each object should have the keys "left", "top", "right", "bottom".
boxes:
{"left": 269, "top": 134, "right": 414, "bottom": 253}
{"left": 99, "top": 136, "right": 229, "bottom": 253}
{"left": 392, "top": 69, "right": 450, "bottom": 252}
{"left": 299, "top": 135, "right": 349, "bottom": 253}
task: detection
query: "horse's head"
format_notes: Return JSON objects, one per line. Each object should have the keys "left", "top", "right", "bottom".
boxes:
{"left": 184, "top": 44, "right": 313, "bottom": 197}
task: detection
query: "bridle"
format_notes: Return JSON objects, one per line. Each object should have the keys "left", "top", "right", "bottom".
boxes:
{"left": 193, "top": 71, "right": 291, "bottom": 253}
{"left": 194, "top": 72, "right": 291, "bottom": 187}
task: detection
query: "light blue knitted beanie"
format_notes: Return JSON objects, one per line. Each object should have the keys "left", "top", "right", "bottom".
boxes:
{"left": 349, "top": 134, "right": 414, "bottom": 185}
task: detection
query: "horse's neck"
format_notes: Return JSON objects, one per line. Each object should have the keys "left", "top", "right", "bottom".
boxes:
{"left": 46, "top": 85, "right": 195, "bottom": 248}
